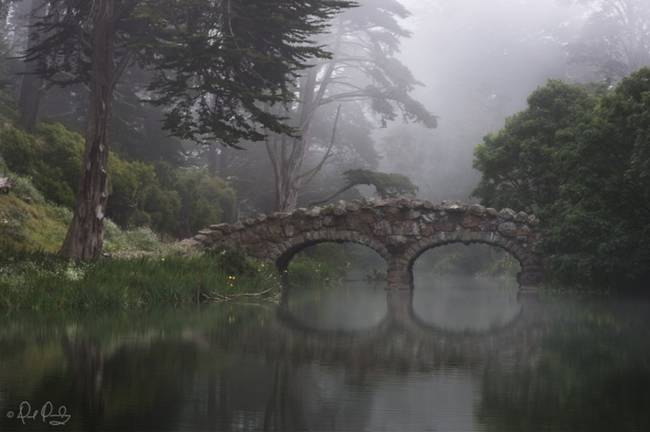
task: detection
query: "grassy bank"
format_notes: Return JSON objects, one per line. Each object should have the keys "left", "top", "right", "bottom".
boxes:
{"left": 0, "top": 250, "right": 280, "bottom": 313}
{"left": 0, "top": 172, "right": 346, "bottom": 313}
{"left": 0, "top": 167, "right": 171, "bottom": 255}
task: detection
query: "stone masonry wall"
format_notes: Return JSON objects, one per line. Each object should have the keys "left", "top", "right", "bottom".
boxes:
{"left": 183, "top": 198, "right": 544, "bottom": 288}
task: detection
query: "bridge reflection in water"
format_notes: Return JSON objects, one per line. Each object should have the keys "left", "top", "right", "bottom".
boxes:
{"left": 4, "top": 278, "right": 645, "bottom": 432}
{"left": 269, "top": 279, "right": 540, "bottom": 372}
{"left": 238, "top": 278, "right": 546, "bottom": 431}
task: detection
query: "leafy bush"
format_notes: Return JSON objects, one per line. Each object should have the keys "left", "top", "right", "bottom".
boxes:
{"left": 103, "top": 221, "right": 163, "bottom": 254}
{"left": 0, "top": 124, "right": 83, "bottom": 207}
{"left": 9, "top": 175, "right": 45, "bottom": 204}
{"left": 0, "top": 126, "right": 40, "bottom": 178}
{"left": 173, "top": 169, "right": 236, "bottom": 236}
{"left": 107, "top": 156, "right": 159, "bottom": 227}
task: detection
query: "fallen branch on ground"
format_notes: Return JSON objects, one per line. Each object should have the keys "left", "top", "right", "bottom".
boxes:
{"left": 201, "top": 286, "right": 277, "bottom": 303}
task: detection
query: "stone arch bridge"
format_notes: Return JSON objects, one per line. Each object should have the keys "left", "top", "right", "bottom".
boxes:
{"left": 185, "top": 198, "right": 544, "bottom": 288}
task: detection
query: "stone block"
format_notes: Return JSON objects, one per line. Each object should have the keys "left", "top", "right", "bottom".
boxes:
{"left": 307, "top": 207, "right": 322, "bottom": 217}
{"left": 514, "top": 211, "right": 529, "bottom": 223}
{"left": 469, "top": 204, "right": 486, "bottom": 216}
{"left": 498, "top": 222, "right": 517, "bottom": 237}
{"left": 499, "top": 208, "right": 516, "bottom": 220}
{"left": 462, "top": 214, "right": 482, "bottom": 228}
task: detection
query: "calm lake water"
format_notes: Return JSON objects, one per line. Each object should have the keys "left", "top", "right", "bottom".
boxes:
{"left": 1, "top": 275, "right": 649, "bottom": 432}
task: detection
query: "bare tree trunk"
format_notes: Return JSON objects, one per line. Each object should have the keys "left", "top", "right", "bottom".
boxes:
{"left": 18, "top": 72, "right": 42, "bottom": 131}
{"left": 60, "top": 0, "right": 114, "bottom": 260}
{"left": 18, "top": 0, "right": 45, "bottom": 131}
{"left": 278, "top": 176, "right": 300, "bottom": 212}
{"left": 267, "top": 55, "right": 341, "bottom": 212}
{"left": 269, "top": 70, "right": 317, "bottom": 212}
{"left": 270, "top": 135, "right": 305, "bottom": 213}
{"left": 272, "top": 103, "right": 341, "bottom": 212}
{"left": 207, "top": 145, "right": 219, "bottom": 176}
{"left": 219, "top": 146, "right": 229, "bottom": 178}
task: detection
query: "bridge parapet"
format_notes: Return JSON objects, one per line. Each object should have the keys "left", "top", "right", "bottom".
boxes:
{"left": 184, "top": 198, "right": 545, "bottom": 288}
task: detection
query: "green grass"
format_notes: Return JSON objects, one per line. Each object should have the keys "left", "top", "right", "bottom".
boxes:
{"left": 0, "top": 250, "right": 280, "bottom": 313}
{"left": 0, "top": 173, "right": 280, "bottom": 313}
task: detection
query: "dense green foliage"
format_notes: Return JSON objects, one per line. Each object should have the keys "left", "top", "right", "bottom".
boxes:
{"left": 474, "top": 68, "right": 650, "bottom": 287}
{"left": 0, "top": 170, "right": 168, "bottom": 254}
{"left": 0, "top": 123, "right": 235, "bottom": 238}
{"left": 0, "top": 250, "right": 279, "bottom": 312}
{"left": 0, "top": 123, "right": 82, "bottom": 206}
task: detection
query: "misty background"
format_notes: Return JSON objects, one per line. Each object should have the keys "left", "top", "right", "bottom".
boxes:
{"left": 4, "top": 0, "right": 645, "bottom": 215}
{"left": 376, "top": 0, "right": 601, "bottom": 202}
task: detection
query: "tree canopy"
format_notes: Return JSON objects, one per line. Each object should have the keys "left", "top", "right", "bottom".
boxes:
{"left": 15, "top": 0, "right": 355, "bottom": 259}
{"left": 265, "top": 0, "right": 435, "bottom": 211}
{"left": 311, "top": 168, "right": 418, "bottom": 205}
{"left": 25, "top": 0, "right": 355, "bottom": 146}
{"left": 473, "top": 68, "right": 650, "bottom": 287}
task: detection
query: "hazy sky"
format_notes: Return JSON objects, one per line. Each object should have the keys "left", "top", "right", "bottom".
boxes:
{"left": 377, "top": 0, "right": 589, "bottom": 202}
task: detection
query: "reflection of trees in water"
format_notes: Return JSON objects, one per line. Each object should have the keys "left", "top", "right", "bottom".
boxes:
{"left": 263, "top": 359, "right": 306, "bottom": 432}
{"left": 266, "top": 288, "right": 534, "bottom": 373}
{"left": 0, "top": 291, "right": 532, "bottom": 431}
{"left": 61, "top": 334, "right": 105, "bottom": 431}
{"left": 4, "top": 296, "right": 648, "bottom": 432}
{"left": 478, "top": 300, "right": 650, "bottom": 432}
{"left": 0, "top": 331, "right": 202, "bottom": 431}
{"left": 412, "top": 275, "right": 521, "bottom": 333}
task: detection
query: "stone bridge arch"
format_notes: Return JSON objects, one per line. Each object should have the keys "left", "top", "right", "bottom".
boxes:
{"left": 185, "top": 198, "right": 545, "bottom": 290}
{"left": 400, "top": 232, "right": 540, "bottom": 287}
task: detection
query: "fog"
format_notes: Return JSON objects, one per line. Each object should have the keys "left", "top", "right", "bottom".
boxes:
{"left": 376, "top": 0, "right": 594, "bottom": 201}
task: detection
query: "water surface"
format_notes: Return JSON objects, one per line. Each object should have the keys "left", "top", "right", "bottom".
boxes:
{"left": 1, "top": 275, "right": 649, "bottom": 432}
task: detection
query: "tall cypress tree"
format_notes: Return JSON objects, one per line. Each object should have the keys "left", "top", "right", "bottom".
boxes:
{"left": 25, "top": 0, "right": 354, "bottom": 259}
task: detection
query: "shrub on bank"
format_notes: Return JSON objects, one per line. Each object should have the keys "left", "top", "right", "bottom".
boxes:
{"left": 0, "top": 123, "right": 236, "bottom": 238}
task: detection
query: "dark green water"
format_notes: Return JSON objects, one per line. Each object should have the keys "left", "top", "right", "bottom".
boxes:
{"left": 1, "top": 276, "right": 649, "bottom": 432}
